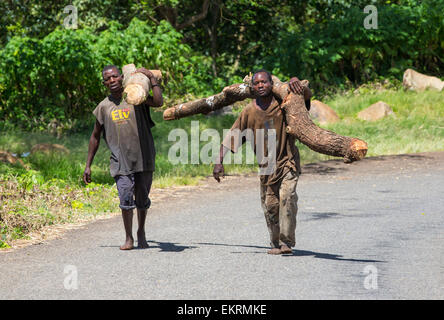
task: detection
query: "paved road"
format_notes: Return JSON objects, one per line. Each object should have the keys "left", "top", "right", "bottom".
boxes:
{"left": 1, "top": 152, "right": 443, "bottom": 300}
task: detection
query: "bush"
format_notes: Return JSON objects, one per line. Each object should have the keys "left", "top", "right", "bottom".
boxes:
{"left": 262, "top": 0, "right": 444, "bottom": 94}
{"left": 1, "top": 1, "right": 443, "bottom": 130}
{"left": 0, "top": 19, "right": 222, "bottom": 130}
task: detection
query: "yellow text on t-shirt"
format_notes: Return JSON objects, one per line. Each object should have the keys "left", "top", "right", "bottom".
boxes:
{"left": 111, "top": 109, "right": 130, "bottom": 122}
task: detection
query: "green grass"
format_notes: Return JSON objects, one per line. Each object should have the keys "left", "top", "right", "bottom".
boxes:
{"left": 319, "top": 88, "right": 444, "bottom": 157}
{"left": 1, "top": 87, "right": 443, "bottom": 247}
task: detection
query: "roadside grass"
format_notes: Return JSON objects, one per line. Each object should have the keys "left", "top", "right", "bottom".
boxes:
{"left": 321, "top": 88, "right": 444, "bottom": 157}
{"left": 1, "top": 87, "right": 443, "bottom": 247}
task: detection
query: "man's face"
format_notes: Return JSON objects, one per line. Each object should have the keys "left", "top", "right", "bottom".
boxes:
{"left": 252, "top": 72, "right": 272, "bottom": 98}
{"left": 102, "top": 67, "right": 123, "bottom": 93}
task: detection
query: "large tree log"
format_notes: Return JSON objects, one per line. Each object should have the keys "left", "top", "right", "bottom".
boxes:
{"left": 281, "top": 91, "right": 368, "bottom": 163}
{"left": 122, "top": 64, "right": 162, "bottom": 105}
{"left": 163, "top": 75, "right": 368, "bottom": 163}
{"left": 163, "top": 75, "right": 285, "bottom": 120}
{"left": 163, "top": 82, "right": 252, "bottom": 120}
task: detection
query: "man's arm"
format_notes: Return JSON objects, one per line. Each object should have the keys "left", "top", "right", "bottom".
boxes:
{"left": 213, "top": 114, "right": 247, "bottom": 183}
{"left": 83, "top": 120, "right": 103, "bottom": 184}
{"left": 135, "top": 67, "right": 163, "bottom": 107}
{"left": 213, "top": 144, "right": 230, "bottom": 183}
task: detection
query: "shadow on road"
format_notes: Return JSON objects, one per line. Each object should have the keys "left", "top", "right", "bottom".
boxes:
{"left": 285, "top": 249, "right": 386, "bottom": 263}
{"left": 363, "top": 154, "right": 428, "bottom": 162}
{"left": 302, "top": 153, "right": 429, "bottom": 176}
{"left": 100, "top": 241, "right": 197, "bottom": 252}
{"left": 148, "top": 240, "right": 198, "bottom": 252}
{"left": 196, "top": 242, "right": 385, "bottom": 263}
{"left": 302, "top": 162, "right": 349, "bottom": 175}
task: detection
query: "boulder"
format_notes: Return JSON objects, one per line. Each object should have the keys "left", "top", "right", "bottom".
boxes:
{"left": 403, "top": 69, "right": 444, "bottom": 91}
{"left": 309, "top": 100, "right": 340, "bottom": 125}
{"left": 30, "top": 143, "right": 70, "bottom": 155}
{"left": 357, "top": 101, "right": 395, "bottom": 121}
{"left": 0, "top": 150, "right": 27, "bottom": 168}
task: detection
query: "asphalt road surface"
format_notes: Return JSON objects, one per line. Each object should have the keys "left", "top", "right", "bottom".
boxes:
{"left": 1, "top": 152, "right": 443, "bottom": 300}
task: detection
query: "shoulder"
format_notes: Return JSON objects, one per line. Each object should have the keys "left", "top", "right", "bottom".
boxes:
{"left": 94, "top": 97, "right": 112, "bottom": 111}
{"left": 241, "top": 100, "right": 256, "bottom": 115}
{"left": 231, "top": 101, "right": 256, "bottom": 129}
{"left": 98, "top": 96, "right": 114, "bottom": 108}
{"left": 93, "top": 97, "right": 114, "bottom": 122}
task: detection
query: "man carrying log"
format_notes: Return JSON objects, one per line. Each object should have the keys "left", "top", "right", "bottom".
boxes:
{"left": 213, "top": 69, "right": 312, "bottom": 255}
{"left": 163, "top": 67, "right": 366, "bottom": 254}
{"left": 83, "top": 65, "right": 163, "bottom": 250}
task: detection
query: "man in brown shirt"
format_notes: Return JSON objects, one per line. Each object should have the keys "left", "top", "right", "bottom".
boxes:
{"left": 213, "top": 69, "right": 311, "bottom": 254}
{"left": 83, "top": 65, "right": 163, "bottom": 250}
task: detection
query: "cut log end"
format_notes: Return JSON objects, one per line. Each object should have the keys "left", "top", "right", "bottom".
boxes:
{"left": 124, "top": 84, "right": 147, "bottom": 106}
{"left": 122, "top": 64, "right": 163, "bottom": 105}
{"left": 343, "top": 138, "right": 368, "bottom": 163}
{"left": 163, "top": 107, "right": 176, "bottom": 120}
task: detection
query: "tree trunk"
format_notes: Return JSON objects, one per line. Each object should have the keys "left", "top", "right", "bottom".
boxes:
{"left": 163, "top": 75, "right": 368, "bottom": 163}
{"left": 163, "top": 74, "right": 284, "bottom": 120}
{"left": 162, "top": 82, "right": 255, "bottom": 120}
{"left": 122, "top": 64, "right": 162, "bottom": 105}
{"left": 281, "top": 90, "right": 368, "bottom": 163}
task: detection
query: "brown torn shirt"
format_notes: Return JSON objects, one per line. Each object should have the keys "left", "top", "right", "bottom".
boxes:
{"left": 222, "top": 97, "right": 301, "bottom": 186}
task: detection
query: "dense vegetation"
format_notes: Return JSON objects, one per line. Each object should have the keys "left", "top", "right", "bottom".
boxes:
{"left": 0, "top": 0, "right": 443, "bottom": 129}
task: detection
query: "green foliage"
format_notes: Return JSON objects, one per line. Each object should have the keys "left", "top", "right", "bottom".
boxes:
{"left": 0, "top": 29, "right": 103, "bottom": 129}
{"left": 0, "top": 1, "right": 66, "bottom": 45}
{"left": 263, "top": 0, "right": 444, "bottom": 93}
{"left": 0, "top": 19, "right": 219, "bottom": 130}
{"left": 96, "top": 19, "right": 217, "bottom": 97}
{"left": 0, "top": 239, "right": 11, "bottom": 249}
{"left": 0, "top": 0, "right": 443, "bottom": 131}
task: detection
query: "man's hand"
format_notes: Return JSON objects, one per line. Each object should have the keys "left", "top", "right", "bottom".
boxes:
{"left": 213, "top": 164, "right": 225, "bottom": 183}
{"left": 135, "top": 67, "right": 157, "bottom": 84}
{"left": 83, "top": 167, "right": 92, "bottom": 184}
{"left": 288, "top": 77, "right": 304, "bottom": 95}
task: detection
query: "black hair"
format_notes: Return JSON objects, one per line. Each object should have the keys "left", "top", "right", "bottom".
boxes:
{"left": 102, "top": 65, "right": 120, "bottom": 74}
{"left": 252, "top": 69, "right": 273, "bottom": 83}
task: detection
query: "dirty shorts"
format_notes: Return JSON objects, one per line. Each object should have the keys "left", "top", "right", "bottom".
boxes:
{"left": 114, "top": 171, "right": 153, "bottom": 210}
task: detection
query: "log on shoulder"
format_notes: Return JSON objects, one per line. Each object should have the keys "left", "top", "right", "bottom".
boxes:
{"left": 163, "top": 75, "right": 368, "bottom": 163}
{"left": 163, "top": 75, "right": 285, "bottom": 120}
{"left": 163, "top": 83, "right": 254, "bottom": 120}
{"left": 122, "top": 64, "right": 162, "bottom": 105}
{"left": 281, "top": 89, "right": 368, "bottom": 163}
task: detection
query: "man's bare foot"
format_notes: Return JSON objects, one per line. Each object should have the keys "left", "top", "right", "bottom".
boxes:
{"left": 280, "top": 244, "right": 292, "bottom": 254}
{"left": 120, "top": 237, "right": 134, "bottom": 250}
{"left": 137, "top": 231, "right": 149, "bottom": 249}
{"left": 267, "top": 248, "right": 282, "bottom": 255}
